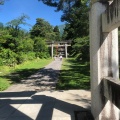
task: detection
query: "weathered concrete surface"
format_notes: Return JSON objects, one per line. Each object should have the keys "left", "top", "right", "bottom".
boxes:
{"left": 0, "top": 90, "right": 91, "bottom": 120}
{"left": 103, "top": 77, "right": 120, "bottom": 109}
{"left": 91, "top": 0, "right": 112, "bottom": 4}
{"left": 102, "top": 0, "right": 120, "bottom": 32}
{"left": 90, "top": 1, "right": 119, "bottom": 120}
{"left": 90, "top": 2, "right": 106, "bottom": 119}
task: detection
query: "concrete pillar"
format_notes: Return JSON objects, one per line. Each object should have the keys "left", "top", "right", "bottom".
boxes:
{"left": 65, "top": 44, "right": 67, "bottom": 58}
{"left": 90, "top": 1, "right": 119, "bottom": 120}
{"left": 51, "top": 44, "right": 53, "bottom": 58}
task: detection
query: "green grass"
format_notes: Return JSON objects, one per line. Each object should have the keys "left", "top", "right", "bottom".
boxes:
{"left": 56, "top": 58, "right": 90, "bottom": 90}
{"left": 0, "top": 58, "right": 52, "bottom": 91}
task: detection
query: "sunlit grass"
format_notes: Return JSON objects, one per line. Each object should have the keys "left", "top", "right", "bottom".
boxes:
{"left": 0, "top": 58, "right": 52, "bottom": 91}
{"left": 56, "top": 58, "right": 90, "bottom": 90}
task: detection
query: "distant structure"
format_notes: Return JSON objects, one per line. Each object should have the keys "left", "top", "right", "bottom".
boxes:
{"left": 46, "top": 40, "right": 71, "bottom": 58}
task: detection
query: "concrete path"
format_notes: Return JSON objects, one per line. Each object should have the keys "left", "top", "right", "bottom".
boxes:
{"left": 0, "top": 59, "right": 91, "bottom": 120}
{"left": 5, "top": 59, "right": 62, "bottom": 92}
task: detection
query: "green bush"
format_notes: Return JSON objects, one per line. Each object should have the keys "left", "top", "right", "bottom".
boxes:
{"left": 35, "top": 52, "right": 50, "bottom": 59}
{"left": 17, "top": 52, "right": 36, "bottom": 64}
{"left": 72, "top": 36, "right": 89, "bottom": 61}
{"left": 17, "top": 52, "right": 27, "bottom": 64}
{"left": 0, "top": 48, "right": 17, "bottom": 66}
{"left": 27, "top": 52, "right": 36, "bottom": 60}
{"left": 0, "top": 58, "right": 3, "bottom": 66}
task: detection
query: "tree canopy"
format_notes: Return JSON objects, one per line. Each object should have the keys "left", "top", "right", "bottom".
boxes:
{"left": 30, "top": 18, "right": 61, "bottom": 41}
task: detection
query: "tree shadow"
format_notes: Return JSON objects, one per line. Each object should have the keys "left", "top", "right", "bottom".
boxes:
{"left": 0, "top": 68, "right": 41, "bottom": 83}
{"left": 57, "top": 59, "right": 90, "bottom": 90}
{"left": 1, "top": 67, "right": 61, "bottom": 91}
{"left": 0, "top": 91, "right": 91, "bottom": 120}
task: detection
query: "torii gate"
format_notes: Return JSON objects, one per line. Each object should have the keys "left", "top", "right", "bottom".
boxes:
{"left": 47, "top": 41, "right": 71, "bottom": 58}
{"left": 90, "top": 0, "right": 120, "bottom": 119}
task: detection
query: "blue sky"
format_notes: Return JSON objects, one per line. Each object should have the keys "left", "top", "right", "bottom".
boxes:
{"left": 0, "top": 0, "right": 64, "bottom": 31}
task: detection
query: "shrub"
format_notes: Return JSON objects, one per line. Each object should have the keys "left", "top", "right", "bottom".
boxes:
{"left": 27, "top": 52, "right": 36, "bottom": 60}
{"left": 0, "top": 48, "right": 17, "bottom": 66}
{"left": 16, "top": 52, "right": 27, "bottom": 64}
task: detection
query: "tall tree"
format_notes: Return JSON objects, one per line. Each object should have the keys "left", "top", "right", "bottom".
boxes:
{"left": 62, "top": 0, "right": 89, "bottom": 39}
{"left": 6, "top": 14, "right": 30, "bottom": 37}
{"left": 39, "top": 0, "right": 89, "bottom": 39}
{"left": 39, "top": 0, "right": 79, "bottom": 11}
{"left": 53, "top": 26, "right": 61, "bottom": 41}
{"left": 30, "top": 18, "right": 53, "bottom": 39}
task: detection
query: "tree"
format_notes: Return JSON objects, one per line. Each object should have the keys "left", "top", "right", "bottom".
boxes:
{"left": 39, "top": 0, "right": 80, "bottom": 11}
{"left": 30, "top": 18, "right": 54, "bottom": 40}
{"left": 0, "top": 22, "right": 4, "bottom": 29}
{"left": 62, "top": 1, "right": 89, "bottom": 39}
{"left": 33, "top": 37, "right": 49, "bottom": 58}
{"left": 53, "top": 26, "right": 61, "bottom": 41}
{"left": 6, "top": 14, "right": 30, "bottom": 37}
{"left": 39, "top": 0, "right": 89, "bottom": 39}
{"left": 17, "top": 38, "right": 34, "bottom": 53}
{"left": 72, "top": 36, "right": 89, "bottom": 61}
{"left": 0, "top": 28, "right": 12, "bottom": 49}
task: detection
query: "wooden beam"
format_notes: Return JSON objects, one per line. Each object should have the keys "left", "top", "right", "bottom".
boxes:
{"left": 102, "top": 0, "right": 120, "bottom": 32}
{"left": 102, "top": 77, "right": 120, "bottom": 109}
{"left": 47, "top": 45, "right": 71, "bottom": 47}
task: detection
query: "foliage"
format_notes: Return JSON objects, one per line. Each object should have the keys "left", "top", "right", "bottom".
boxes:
{"left": 39, "top": 0, "right": 90, "bottom": 12}
{"left": 30, "top": 18, "right": 61, "bottom": 41}
{"left": 17, "top": 38, "right": 34, "bottom": 52}
{"left": 58, "top": 24, "right": 65, "bottom": 37}
{"left": 0, "top": 29, "right": 12, "bottom": 47}
{"left": 33, "top": 37, "right": 50, "bottom": 58}
{"left": 0, "top": 48, "right": 17, "bottom": 66}
{"left": 58, "top": 1, "right": 90, "bottom": 61}
{"left": 0, "top": 22, "right": 4, "bottom": 29}
{"left": 0, "top": 78, "right": 10, "bottom": 91}
{"left": 72, "top": 36, "right": 89, "bottom": 61}
{"left": 0, "top": 15, "right": 54, "bottom": 67}
{"left": 0, "top": 25, "right": 36, "bottom": 65}
{"left": 30, "top": 18, "right": 53, "bottom": 39}
{"left": 39, "top": 0, "right": 90, "bottom": 61}
{"left": 62, "top": 1, "right": 89, "bottom": 39}
{"left": 6, "top": 14, "right": 30, "bottom": 37}
{"left": 53, "top": 25, "right": 61, "bottom": 41}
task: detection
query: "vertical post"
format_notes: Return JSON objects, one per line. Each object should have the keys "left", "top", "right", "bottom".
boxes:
{"left": 65, "top": 44, "right": 67, "bottom": 58}
{"left": 90, "top": 1, "right": 119, "bottom": 120}
{"left": 90, "top": 3, "right": 106, "bottom": 119}
{"left": 51, "top": 43, "right": 53, "bottom": 58}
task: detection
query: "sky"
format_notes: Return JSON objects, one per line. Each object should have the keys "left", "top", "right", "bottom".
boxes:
{"left": 0, "top": 0, "right": 65, "bottom": 31}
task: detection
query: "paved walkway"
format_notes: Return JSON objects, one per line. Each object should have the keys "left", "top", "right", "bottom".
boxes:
{"left": 5, "top": 59, "right": 62, "bottom": 92}
{"left": 0, "top": 59, "right": 91, "bottom": 120}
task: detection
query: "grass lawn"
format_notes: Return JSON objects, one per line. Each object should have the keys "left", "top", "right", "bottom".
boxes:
{"left": 0, "top": 58, "right": 52, "bottom": 91}
{"left": 56, "top": 58, "right": 90, "bottom": 90}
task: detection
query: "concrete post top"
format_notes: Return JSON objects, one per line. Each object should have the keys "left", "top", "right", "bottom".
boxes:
{"left": 91, "top": 0, "right": 112, "bottom": 4}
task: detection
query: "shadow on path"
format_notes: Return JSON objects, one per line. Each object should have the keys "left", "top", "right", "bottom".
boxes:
{"left": 0, "top": 90, "right": 91, "bottom": 120}
{"left": 3, "top": 60, "right": 62, "bottom": 92}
